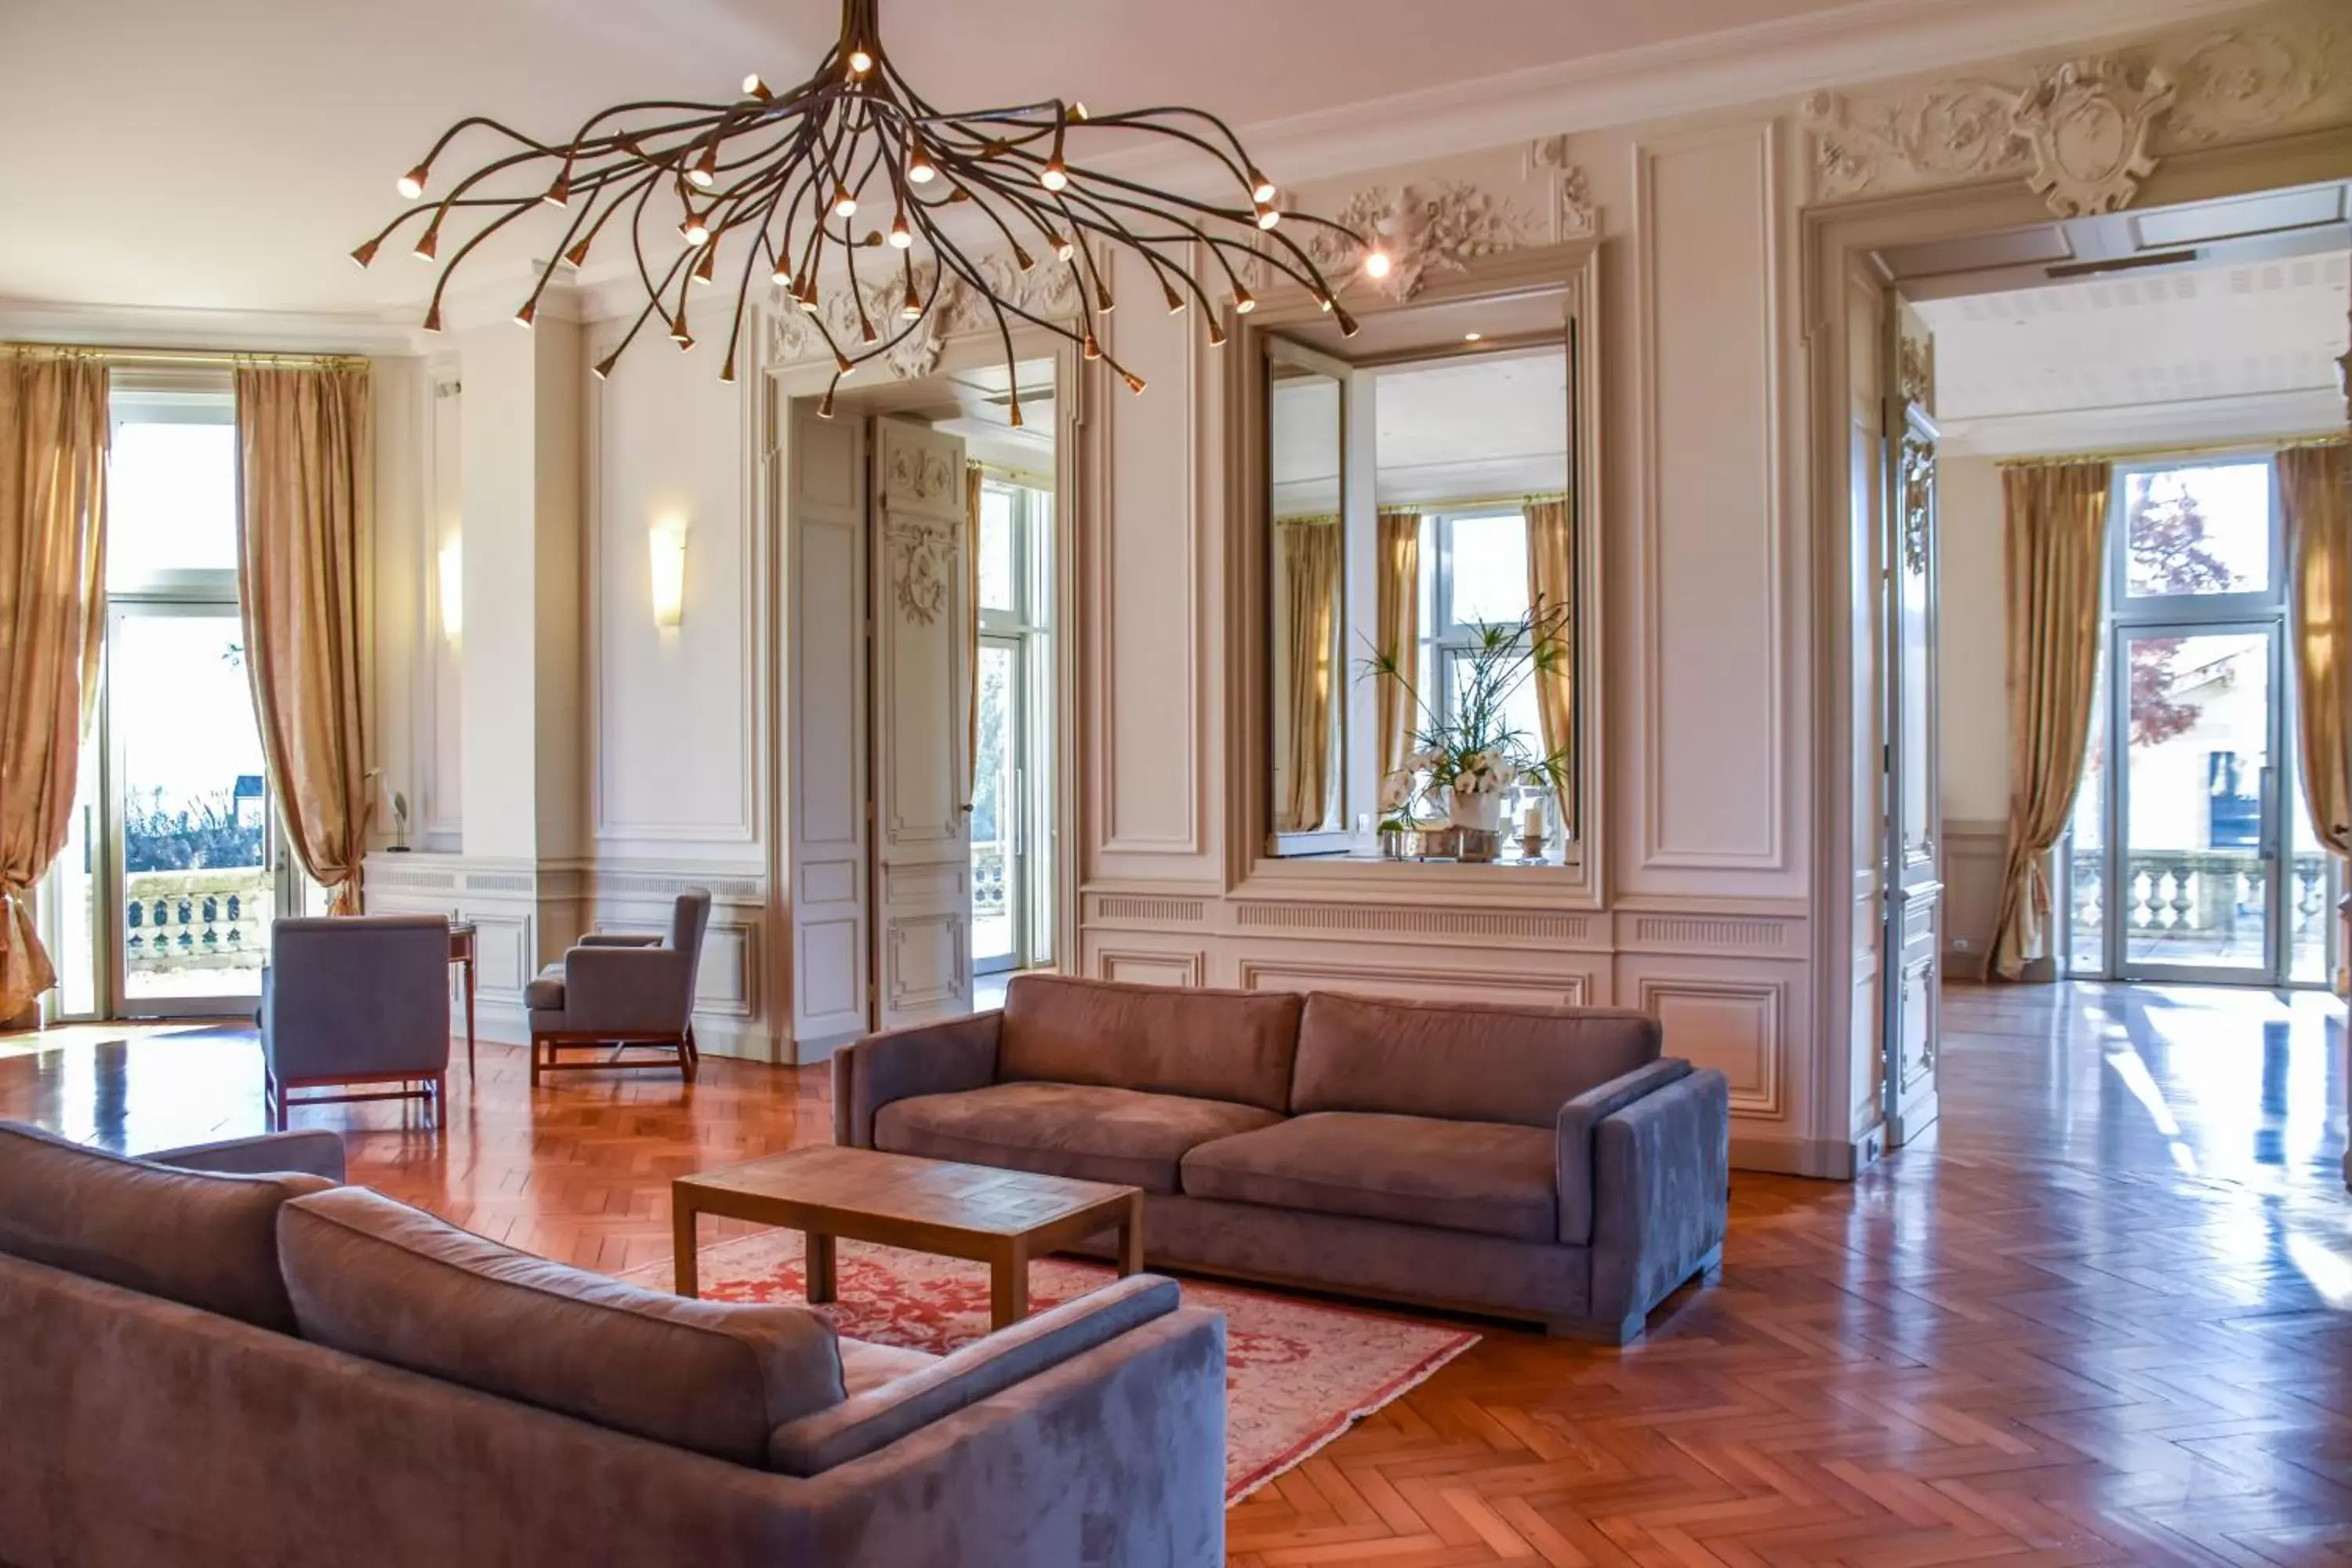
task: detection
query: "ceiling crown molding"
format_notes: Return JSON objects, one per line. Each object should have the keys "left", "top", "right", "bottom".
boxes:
{"left": 0, "top": 295, "right": 423, "bottom": 357}
{"left": 1122, "top": 0, "right": 2283, "bottom": 188}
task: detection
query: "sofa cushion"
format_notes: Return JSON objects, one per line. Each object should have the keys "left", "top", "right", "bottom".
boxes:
{"left": 1000, "top": 973, "right": 1303, "bottom": 1113}
{"left": 839, "top": 1336, "right": 938, "bottom": 1396}
{"left": 1291, "top": 992, "right": 1661, "bottom": 1127}
{"left": 0, "top": 1120, "right": 331, "bottom": 1331}
{"left": 277, "top": 1186, "right": 844, "bottom": 1465}
{"left": 1181, "top": 1112, "right": 1559, "bottom": 1243}
{"left": 873, "top": 1082, "right": 1281, "bottom": 1194}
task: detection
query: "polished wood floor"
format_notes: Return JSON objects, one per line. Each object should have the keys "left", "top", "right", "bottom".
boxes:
{"left": 5, "top": 981, "right": 2348, "bottom": 1564}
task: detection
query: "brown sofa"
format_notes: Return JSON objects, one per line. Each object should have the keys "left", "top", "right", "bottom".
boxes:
{"left": 0, "top": 1121, "right": 1225, "bottom": 1568}
{"left": 835, "top": 975, "right": 1730, "bottom": 1343}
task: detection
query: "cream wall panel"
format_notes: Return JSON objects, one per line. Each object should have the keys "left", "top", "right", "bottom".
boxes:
{"left": 588, "top": 339, "right": 757, "bottom": 850}
{"left": 1937, "top": 456, "right": 2007, "bottom": 824}
{"left": 1625, "top": 120, "right": 1795, "bottom": 883}
{"left": 425, "top": 367, "right": 463, "bottom": 846}
{"left": 1093, "top": 946, "right": 1208, "bottom": 988}
{"left": 1091, "top": 267, "right": 1205, "bottom": 866}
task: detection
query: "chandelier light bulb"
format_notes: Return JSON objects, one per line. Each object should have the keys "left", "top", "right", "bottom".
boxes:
{"left": 888, "top": 212, "right": 911, "bottom": 249}
{"left": 692, "top": 246, "right": 718, "bottom": 284}
{"left": 771, "top": 264, "right": 795, "bottom": 289}
{"left": 1082, "top": 333, "right": 1100, "bottom": 361}
{"left": 1040, "top": 159, "right": 1069, "bottom": 192}
{"left": 681, "top": 216, "right": 710, "bottom": 246}
{"left": 833, "top": 186, "right": 858, "bottom": 219}
{"left": 906, "top": 144, "right": 935, "bottom": 183}
{"left": 543, "top": 174, "right": 571, "bottom": 207}
{"left": 1069, "top": 101, "right": 1089, "bottom": 122}
{"left": 514, "top": 301, "right": 536, "bottom": 328}
{"left": 1337, "top": 308, "right": 1360, "bottom": 338}
{"left": 1163, "top": 281, "right": 1185, "bottom": 314}
{"left": 742, "top": 73, "right": 771, "bottom": 100}
{"left": 1054, "top": 235, "right": 1075, "bottom": 263}
{"left": 1255, "top": 205, "right": 1280, "bottom": 230}
{"left": 1232, "top": 286, "right": 1255, "bottom": 314}
{"left": 1247, "top": 169, "right": 1276, "bottom": 204}
{"left": 564, "top": 236, "right": 593, "bottom": 267}
{"left": 1012, "top": 245, "right": 1035, "bottom": 273}
{"left": 593, "top": 353, "right": 620, "bottom": 380}
{"left": 422, "top": 302, "right": 443, "bottom": 333}
{"left": 1207, "top": 319, "right": 1228, "bottom": 347}
{"left": 670, "top": 311, "right": 694, "bottom": 350}
{"left": 688, "top": 147, "right": 718, "bottom": 187}
{"left": 397, "top": 165, "right": 429, "bottom": 199}
{"left": 902, "top": 279, "right": 921, "bottom": 318}
{"left": 412, "top": 222, "right": 441, "bottom": 261}
{"left": 1363, "top": 248, "right": 1393, "bottom": 278}
{"left": 818, "top": 383, "right": 837, "bottom": 419}
{"left": 848, "top": 48, "right": 873, "bottom": 74}
{"left": 1122, "top": 371, "right": 1146, "bottom": 394}
{"left": 350, "top": 238, "right": 379, "bottom": 269}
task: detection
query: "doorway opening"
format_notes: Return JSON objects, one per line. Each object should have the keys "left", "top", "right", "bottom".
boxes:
{"left": 38, "top": 369, "right": 318, "bottom": 1024}
{"left": 1900, "top": 187, "right": 2348, "bottom": 999}
{"left": 785, "top": 355, "right": 1062, "bottom": 1044}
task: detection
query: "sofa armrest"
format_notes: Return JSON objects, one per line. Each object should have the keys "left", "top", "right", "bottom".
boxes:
{"left": 137, "top": 1130, "right": 348, "bottom": 1184}
{"left": 1554, "top": 1059, "right": 1693, "bottom": 1246}
{"left": 790, "top": 1300, "right": 1226, "bottom": 1567}
{"left": 1586, "top": 1066, "right": 1730, "bottom": 1330}
{"left": 831, "top": 1011, "right": 1003, "bottom": 1148}
{"left": 560, "top": 946, "right": 692, "bottom": 1032}
{"left": 769, "top": 1275, "right": 1180, "bottom": 1475}
{"left": 579, "top": 931, "right": 665, "bottom": 948}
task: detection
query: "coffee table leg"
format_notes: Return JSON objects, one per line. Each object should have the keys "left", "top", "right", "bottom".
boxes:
{"left": 990, "top": 1242, "right": 1029, "bottom": 1330}
{"left": 673, "top": 1189, "right": 699, "bottom": 1299}
{"left": 806, "top": 1232, "right": 837, "bottom": 1306}
{"left": 1116, "top": 1192, "right": 1145, "bottom": 1276}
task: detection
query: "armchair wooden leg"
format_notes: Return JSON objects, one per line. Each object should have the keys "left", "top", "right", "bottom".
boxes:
{"left": 679, "top": 1026, "right": 698, "bottom": 1083}
{"left": 433, "top": 1073, "right": 448, "bottom": 1127}
{"left": 528, "top": 1034, "right": 543, "bottom": 1087}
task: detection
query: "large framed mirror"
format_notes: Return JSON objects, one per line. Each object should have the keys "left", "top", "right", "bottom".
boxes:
{"left": 1247, "top": 249, "right": 1599, "bottom": 876}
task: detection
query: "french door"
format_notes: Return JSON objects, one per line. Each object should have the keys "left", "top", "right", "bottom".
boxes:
{"left": 103, "top": 601, "right": 281, "bottom": 1017}
{"left": 971, "top": 634, "right": 1022, "bottom": 975}
{"left": 2102, "top": 621, "right": 2285, "bottom": 985}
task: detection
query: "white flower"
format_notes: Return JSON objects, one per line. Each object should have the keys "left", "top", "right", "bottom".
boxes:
{"left": 1377, "top": 770, "right": 1414, "bottom": 811}
{"left": 1404, "top": 748, "right": 1440, "bottom": 774}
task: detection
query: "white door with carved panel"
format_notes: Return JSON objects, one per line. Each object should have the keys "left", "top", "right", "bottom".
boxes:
{"left": 869, "top": 418, "right": 975, "bottom": 1029}
{"left": 1881, "top": 297, "right": 1942, "bottom": 1146}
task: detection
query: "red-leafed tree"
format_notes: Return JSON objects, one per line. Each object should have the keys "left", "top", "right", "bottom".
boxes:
{"left": 2125, "top": 475, "right": 2234, "bottom": 749}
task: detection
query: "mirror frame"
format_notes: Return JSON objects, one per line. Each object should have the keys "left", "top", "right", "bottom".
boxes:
{"left": 1225, "top": 240, "right": 1606, "bottom": 906}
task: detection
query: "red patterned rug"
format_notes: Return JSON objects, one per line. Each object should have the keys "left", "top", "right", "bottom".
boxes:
{"left": 624, "top": 1231, "right": 1478, "bottom": 1501}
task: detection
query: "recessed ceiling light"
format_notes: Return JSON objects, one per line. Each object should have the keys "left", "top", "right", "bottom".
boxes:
{"left": 1463, "top": 332, "right": 1483, "bottom": 342}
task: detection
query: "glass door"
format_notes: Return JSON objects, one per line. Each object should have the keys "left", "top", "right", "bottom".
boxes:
{"left": 2109, "top": 623, "right": 2283, "bottom": 985}
{"left": 107, "top": 604, "right": 275, "bottom": 1016}
{"left": 971, "top": 636, "right": 1021, "bottom": 975}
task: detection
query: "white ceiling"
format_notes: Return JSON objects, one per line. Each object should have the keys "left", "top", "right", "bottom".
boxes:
{"left": 1916, "top": 250, "right": 2352, "bottom": 446}
{"left": 2, "top": 0, "right": 1864, "bottom": 321}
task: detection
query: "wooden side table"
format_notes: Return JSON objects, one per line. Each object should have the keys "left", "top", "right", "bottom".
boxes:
{"left": 672, "top": 1145, "right": 1145, "bottom": 1330}
{"left": 447, "top": 920, "right": 477, "bottom": 1079}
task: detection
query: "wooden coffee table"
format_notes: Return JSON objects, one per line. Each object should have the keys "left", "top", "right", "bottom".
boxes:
{"left": 671, "top": 1145, "right": 1145, "bottom": 1330}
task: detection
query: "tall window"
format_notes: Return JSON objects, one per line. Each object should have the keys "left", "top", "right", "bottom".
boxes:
{"left": 42, "top": 372, "right": 289, "bottom": 1021}
{"left": 1417, "top": 508, "right": 1542, "bottom": 752}
{"left": 971, "top": 476, "right": 1055, "bottom": 975}
{"left": 2065, "top": 456, "right": 2339, "bottom": 985}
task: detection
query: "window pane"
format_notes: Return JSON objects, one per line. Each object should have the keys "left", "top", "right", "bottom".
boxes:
{"left": 109, "top": 421, "right": 238, "bottom": 585}
{"left": 2122, "top": 463, "right": 2270, "bottom": 598}
{"left": 1443, "top": 648, "right": 1544, "bottom": 759}
{"left": 978, "top": 485, "right": 1017, "bottom": 612}
{"left": 1445, "top": 512, "right": 1528, "bottom": 626}
{"left": 2066, "top": 652, "right": 2107, "bottom": 975}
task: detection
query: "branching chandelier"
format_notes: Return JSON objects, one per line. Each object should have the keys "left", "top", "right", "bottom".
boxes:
{"left": 356, "top": 0, "right": 1391, "bottom": 419}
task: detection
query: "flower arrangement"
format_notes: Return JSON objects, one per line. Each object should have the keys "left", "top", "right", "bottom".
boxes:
{"left": 1362, "top": 598, "right": 1572, "bottom": 834}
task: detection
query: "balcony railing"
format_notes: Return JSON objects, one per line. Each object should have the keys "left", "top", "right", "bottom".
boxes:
{"left": 124, "top": 866, "right": 270, "bottom": 986}
{"left": 2070, "top": 848, "right": 2332, "bottom": 967}
{"left": 972, "top": 842, "right": 1007, "bottom": 923}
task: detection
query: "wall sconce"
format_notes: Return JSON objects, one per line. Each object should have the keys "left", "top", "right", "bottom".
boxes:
{"left": 649, "top": 518, "right": 688, "bottom": 630}
{"left": 437, "top": 539, "right": 463, "bottom": 644}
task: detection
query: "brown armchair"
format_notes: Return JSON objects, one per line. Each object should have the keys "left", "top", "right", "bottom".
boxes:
{"left": 526, "top": 891, "right": 712, "bottom": 1085}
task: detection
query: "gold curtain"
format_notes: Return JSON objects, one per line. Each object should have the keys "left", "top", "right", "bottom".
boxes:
{"left": 964, "top": 462, "right": 983, "bottom": 808}
{"left": 2278, "top": 441, "right": 2351, "bottom": 995}
{"left": 1523, "top": 496, "right": 1574, "bottom": 831}
{"left": 1276, "top": 518, "right": 1341, "bottom": 833}
{"left": 1990, "top": 459, "right": 2111, "bottom": 982}
{"left": 0, "top": 350, "right": 108, "bottom": 1018}
{"left": 234, "top": 365, "right": 374, "bottom": 915}
{"left": 1374, "top": 509, "right": 1420, "bottom": 779}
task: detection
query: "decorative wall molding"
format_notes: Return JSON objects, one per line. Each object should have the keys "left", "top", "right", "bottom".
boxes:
{"left": 1232, "top": 901, "right": 1597, "bottom": 943}
{"left": 1801, "top": 10, "right": 2350, "bottom": 213}
{"left": 1238, "top": 958, "right": 1592, "bottom": 1009}
{"left": 1525, "top": 137, "right": 1600, "bottom": 241}
{"left": 1619, "top": 913, "right": 1801, "bottom": 955}
{"left": 1094, "top": 946, "right": 1207, "bottom": 987}
{"left": 764, "top": 253, "right": 1083, "bottom": 377}
{"left": 1301, "top": 180, "right": 1538, "bottom": 301}
{"left": 1087, "top": 893, "right": 1211, "bottom": 925}
{"left": 884, "top": 516, "right": 954, "bottom": 624}
{"left": 1635, "top": 975, "right": 1786, "bottom": 1117}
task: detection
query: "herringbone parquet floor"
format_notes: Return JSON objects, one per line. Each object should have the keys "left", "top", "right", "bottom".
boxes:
{"left": 4, "top": 981, "right": 2347, "bottom": 1565}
